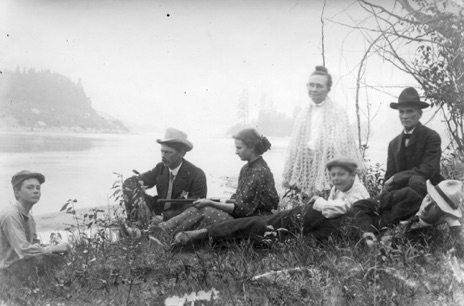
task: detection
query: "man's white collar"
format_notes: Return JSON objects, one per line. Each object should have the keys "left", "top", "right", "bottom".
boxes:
{"left": 170, "top": 162, "right": 183, "bottom": 176}
{"left": 310, "top": 99, "right": 326, "bottom": 107}
{"left": 404, "top": 127, "right": 416, "bottom": 134}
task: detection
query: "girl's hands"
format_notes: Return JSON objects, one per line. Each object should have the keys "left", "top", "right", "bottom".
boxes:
{"left": 193, "top": 199, "right": 214, "bottom": 209}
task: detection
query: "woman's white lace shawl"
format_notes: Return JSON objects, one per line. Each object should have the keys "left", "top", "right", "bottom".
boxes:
{"left": 282, "top": 97, "right": 363, "bottom": 194}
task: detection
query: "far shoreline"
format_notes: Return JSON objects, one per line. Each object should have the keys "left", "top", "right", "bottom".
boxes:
{"left": 35, "top": 203, "right": 120, "bottom": 232}
{"left": 0, "top": 127, "right": 134, "bottom": 136}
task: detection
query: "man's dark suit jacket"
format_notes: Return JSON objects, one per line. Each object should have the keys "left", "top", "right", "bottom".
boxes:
{"left": 385, "top": 122, "right": 443, "bottom": 188}
{"left": 139, "top": 159, "right": 207, "bottom": 220}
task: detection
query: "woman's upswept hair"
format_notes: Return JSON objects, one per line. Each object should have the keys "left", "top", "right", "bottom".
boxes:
{"left": 310, "top": 65, "right": 332, "bottom": 91}
{"left": 233, "top": 128, "right": 271, "bottom": 155}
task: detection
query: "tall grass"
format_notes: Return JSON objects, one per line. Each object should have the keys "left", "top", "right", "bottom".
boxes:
{"left": 1, "top": 215, "right": 463, "bottom": 305}
{"left": 1, "top": 167, "right": 463, "bottom": 305}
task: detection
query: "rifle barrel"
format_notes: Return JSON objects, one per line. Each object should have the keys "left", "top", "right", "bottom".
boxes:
{"left": 157, "top": 199, "right": 196, "bottom": 203}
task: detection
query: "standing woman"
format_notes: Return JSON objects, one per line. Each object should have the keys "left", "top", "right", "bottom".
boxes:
{"left": 282, "top": 66, "right": 363, "bottom": 196}
{"left": 156, "top": 128, "right": 280, "bottom": 235}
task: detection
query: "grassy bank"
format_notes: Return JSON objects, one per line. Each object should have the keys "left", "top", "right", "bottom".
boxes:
{"left": 1, "top": 217, "right": 464, "bottom": 306}
{"left": 3, "top": 166, "right": 464, "bottom": 305}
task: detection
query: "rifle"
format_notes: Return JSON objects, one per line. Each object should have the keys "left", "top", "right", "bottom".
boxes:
{"left": 157, "top": 198, "right": 221, "bottom": 205}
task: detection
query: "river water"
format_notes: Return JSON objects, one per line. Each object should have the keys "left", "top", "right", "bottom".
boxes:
{"left": 0, "top": 131, "right": 386, "bottom": 216}
{"left": 0, "top": 132, "right": 290, "bottom": 215}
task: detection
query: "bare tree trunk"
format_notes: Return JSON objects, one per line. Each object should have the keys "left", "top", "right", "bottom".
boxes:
{"left": 355, "top": 36, "right": 382, "bottom": 154}
{"left": 320, "top": 0, "right": 326, "bottom": 66}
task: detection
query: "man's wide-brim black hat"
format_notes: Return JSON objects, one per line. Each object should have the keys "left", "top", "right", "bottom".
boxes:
{"left": 390, "top": 87, "right": 430, "bottom": 109}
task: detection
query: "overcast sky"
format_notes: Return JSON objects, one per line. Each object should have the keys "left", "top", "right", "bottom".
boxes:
{"left": 1, "top": 0, "right": 446, "bottom": 146}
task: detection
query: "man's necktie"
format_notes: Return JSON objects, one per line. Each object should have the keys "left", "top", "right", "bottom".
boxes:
{"left": 403, "top": 133, "right": 412, "bottom": 146}
{"left": 165, "top": 172, "right": 175, "bottom": 210}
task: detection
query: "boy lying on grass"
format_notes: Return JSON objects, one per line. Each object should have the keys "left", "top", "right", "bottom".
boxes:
{"left": 174, "top": 158, "right": 370, "bottom": 245}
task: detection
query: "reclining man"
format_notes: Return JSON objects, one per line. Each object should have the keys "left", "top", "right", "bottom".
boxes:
{"left": 0, "top": 171, "right": 70, "bottom": 273}
{"left": 174, "top": 158, "right": 370, "bottom": 245}
{"left": 413, "top": 180, "right": 462, "bottom": 236}
{"left": 353, "top": 179, "right": 463, "bottom": 249}
{"left": 123, "top": 128, "right": 207, "bottom": 223}
{"left": 407, "top": 180, "right": 464, "bottom": 251}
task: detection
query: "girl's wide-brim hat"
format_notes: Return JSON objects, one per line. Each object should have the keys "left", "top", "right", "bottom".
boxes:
{"left": 157, "top": 127, "right": 193, "bottom": 151}
{"left": 426, "top": 179, "right": 463, "bottom": 218}
{"left": 390, "top": 87, "right": 430, "bottom": 109}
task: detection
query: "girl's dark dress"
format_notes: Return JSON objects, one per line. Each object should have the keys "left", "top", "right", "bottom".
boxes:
{"left": 160, "top": 157, "right": 279, "bottom": 235}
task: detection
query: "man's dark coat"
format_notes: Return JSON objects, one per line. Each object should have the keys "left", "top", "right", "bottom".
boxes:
{"left": 139, "top": 159, "right": 207, "bottom": 219}
{"left": 385, "top": 122, "right": 443, "bottom": 188}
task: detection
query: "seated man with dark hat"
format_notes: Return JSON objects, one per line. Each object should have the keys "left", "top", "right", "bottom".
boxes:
{"left": 0, "top": 171, "right": 70, "bottom": 272}
{"left": 351, "top": 87, "right": 444, "bottom": 247}
{"left": 123, "top": 128, "right": 207, "bottom": 223}
{"left": 384, "top": 87, "right": 443, "bottom": 195}
{"left": 174, "top": 158, "right": 370, "bottom": 245}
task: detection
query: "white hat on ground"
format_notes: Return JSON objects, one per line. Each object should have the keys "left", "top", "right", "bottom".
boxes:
{"left": 426, "top": 179, "right": 463, "bottom": 218}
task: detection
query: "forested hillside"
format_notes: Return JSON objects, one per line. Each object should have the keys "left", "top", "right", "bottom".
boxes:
{"left": 0, "top": 68, "right": 129, "bottom": 133}
{"left": 227, "top": 108, "right": 295, "bottom": 137}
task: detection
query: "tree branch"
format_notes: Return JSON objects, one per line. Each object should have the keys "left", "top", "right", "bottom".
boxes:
{"left": 321, "top": 0, "right": 326, "bottom": 67}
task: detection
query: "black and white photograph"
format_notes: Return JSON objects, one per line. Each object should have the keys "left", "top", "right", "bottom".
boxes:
{"left": 1, "top": 0, "right": 463, "bottom": 305}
